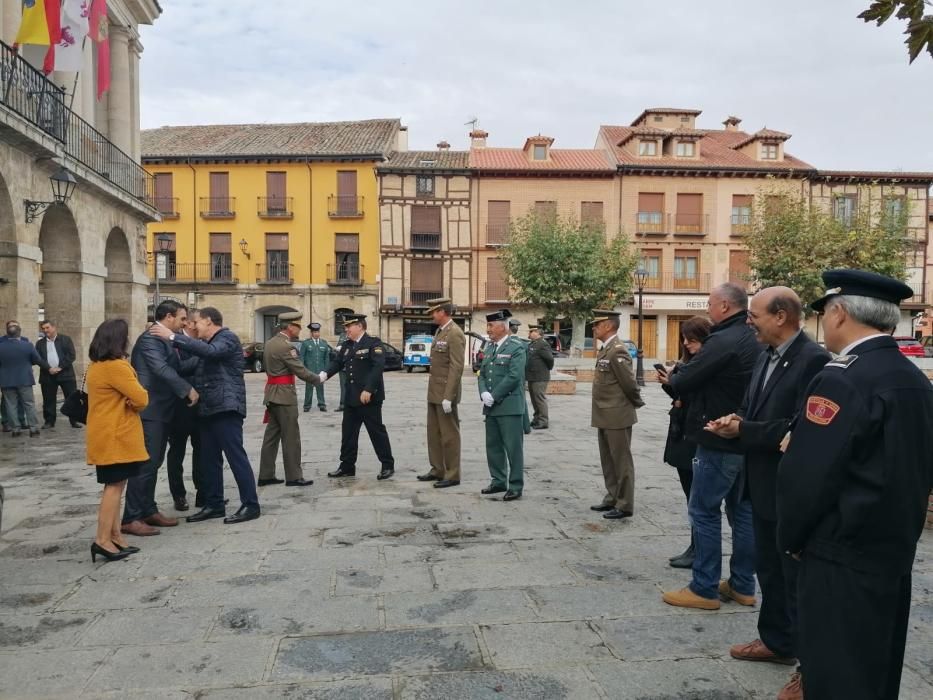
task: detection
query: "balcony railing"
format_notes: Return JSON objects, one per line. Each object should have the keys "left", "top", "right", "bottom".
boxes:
{"left": 153, "top": 196, "right": 179, "bottom": 219}
{"left": 408, "top": 290, "right": 443, "bottom": 306}
{"left": 641, "top": 272, "right": 712, "bottom": 293}
{"left": 147, "top": 262, "right": 239, "bottom": 284}
{"left": 410, "top": 232, "right": 441, "bottom": 251}
{"left": 256, "top": 262, "right": 294, "bottom": 284}
{"left": 673, "top": 213, "right": 709, "bottom": 235}
{"left": 731, "top": 213, "right": 752, "bottom": 236}
{"left": 1, "top": 39, "right": 153, "bottom": 204}
{"left": 258, "top": 196, "right": 293, "bottom": 218}
{"left": 635, "top": 212, "right": 666, "bottom": 235}
{"left": 486, "top": 224, "right": 509, "bottom": 246}
{"left": 199, "top": 197, "right": 235, "bottom": 218}
{"left": 485, "top": 280, "right": 510, "bottom": 303}
{"left": 328, "top": 195, "right": 364, "bottom": 217}
{"left": 327, "top": 262, "right": 364, "bottom": 286}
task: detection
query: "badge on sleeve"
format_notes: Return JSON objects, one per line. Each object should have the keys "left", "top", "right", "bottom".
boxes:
{"left": 806, "top": 396, "right": 840, "bottom": 425}
{"left": 374, "top": 347, "right": 383, "bottom": 354}
{"left": 290, "top": 348, "right": 299, "bottom": 358}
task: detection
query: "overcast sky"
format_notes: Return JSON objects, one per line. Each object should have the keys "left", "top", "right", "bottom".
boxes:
{"left": 139, "top": 0, "right": 933, "bottom": 171}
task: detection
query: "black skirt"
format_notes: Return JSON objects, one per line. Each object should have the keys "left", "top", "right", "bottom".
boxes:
{"left": 95, "top": 462, "right": 143, "bottom": 484}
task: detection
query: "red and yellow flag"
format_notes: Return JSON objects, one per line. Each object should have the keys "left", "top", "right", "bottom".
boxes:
{"left": 15, "top": 0, "right": 62, "bottom": 47}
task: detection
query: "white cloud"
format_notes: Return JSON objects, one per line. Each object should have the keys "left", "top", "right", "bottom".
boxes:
{"left": 140, "top": 0, "right": 933, "bottom": 170}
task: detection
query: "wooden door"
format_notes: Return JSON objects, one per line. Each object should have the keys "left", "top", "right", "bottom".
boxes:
{"left": 666, "top": 315, "right": 693, "bottom": 362}
{"left": 629, "top": 317, "right": 658, "bottom": 360}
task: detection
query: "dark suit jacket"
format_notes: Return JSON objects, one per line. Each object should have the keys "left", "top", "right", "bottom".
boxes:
{"left": 737, "top": 332, "right": 830, "bottom": 520}
{"left": 131, "top": 330, "right": 193, "bottom": 423}
{"left": 36, "top": 334, "right": 77, "bottom": 382}
{"left": 0, "top": 337, "right": 47, "bottom": 388}
{"left": 325, "top": 333, "right": 386, "bottom": 407}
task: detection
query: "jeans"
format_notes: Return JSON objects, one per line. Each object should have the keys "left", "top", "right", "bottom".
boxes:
{"left": 687, "top": 446, "right": 756, "bottom": 600}
{"left": 1, "top": 386, "right": 39, "bottom": 430}
{"left": 199, "top": 412, "right": 259, "bottom": 511}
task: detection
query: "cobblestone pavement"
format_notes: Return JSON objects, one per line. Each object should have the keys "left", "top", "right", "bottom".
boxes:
{"left": 1, "top": 372, "right": 931, "bottom": 699}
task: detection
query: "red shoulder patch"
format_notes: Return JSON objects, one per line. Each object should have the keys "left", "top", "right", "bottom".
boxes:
{"left": 806, "top": 396, "right": 840, "bottom": 426}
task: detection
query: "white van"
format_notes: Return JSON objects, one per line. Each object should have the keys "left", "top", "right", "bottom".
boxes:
{"left": 403, "top": 334, "right": 433, "bottom": 373}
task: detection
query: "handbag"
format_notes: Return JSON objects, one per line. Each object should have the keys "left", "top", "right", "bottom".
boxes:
{"left": 60, "top": 372, "right": 88, "bottom": 425}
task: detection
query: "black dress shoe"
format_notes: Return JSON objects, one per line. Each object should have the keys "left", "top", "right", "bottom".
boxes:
{"left": 602, "top": 509, "right": 633, "bottom": 520}
{"left": 434, "top": 479, "right": 460, "bottom": 488}
{"left": 286, "top": 478, "right": 314, "bottom": 487}
{"left": 41, "top": 422, "right": 54, "bottom": 429}
{"left": 327, "top": 467, "right": 356, "bottom": 478}
{"left": 303, "top": 407, "right": 311, "bottom": 413}
{"left": 70, "top": 421, "right": 82, "bottom": 429}
{"left": 224, "top": 506, "right": 261, "bottom": 524}
{"left": 173, "top": 497, "right": 189, "bottom": 512}
{"left": 319, "top": 406, "right": 327, "bottom": 412}
{"left": 257, "top": 478, "right": 285, "bottom": 486}
{"left": 502, "top": 490, "right": 522, "bottom": 501}
{"left": 590, "top": 504, "right": 615, "bottom": 512}
{"left": 114, "top": 543, "right": 141, "bottom": 554}
{"left": 416, "top": 473, "right": 440, "bottom": 482}
{"left": 336, "top": 406, "right": 344, "bottom": 412}
{"left": 186, "top": 507, "right": 226, "bottom": 523}
{"left": 377, "top": 469, "right": 394, "bottom": 480}
{"left": 481, "top": 485, "right": 507, "bottom": 495}
{"left": 91, "top": 542, "right": 130, "bottom": 563}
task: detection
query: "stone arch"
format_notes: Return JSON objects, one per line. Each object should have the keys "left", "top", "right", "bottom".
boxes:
{"left": 38, "top": 204, "right": 83, "bottom": 340}
{"left": 254, "top": 304, "right": 297, "bottom": 342}
{"left": 0, "top": 171, "right": 18, "bottom": 319}
{"left": 104, "top": 227, "right": 133, "bottom": 320}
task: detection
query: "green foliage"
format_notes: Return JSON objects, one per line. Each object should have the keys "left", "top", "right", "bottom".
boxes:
{"left": 498, "top": 214, "right": 639, "bottom": 322}
{"left": 859, "top": 0, "right": 933, "bottom": 63}
{"left": 745, "top": 188, "right": 911, "bottom": 309}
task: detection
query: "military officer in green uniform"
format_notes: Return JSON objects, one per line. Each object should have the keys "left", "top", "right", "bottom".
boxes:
{"left": 479, "top": 309, "right": 527, "bottom": 501}
{"left": 257, "top": 311, "right": 322, "bottom": 487}
{"left": 509, "top": 318, "right": 532, "bottom": 435}
{"left": 300, "top": 322, "right": 333, "bottom": 412}
{"left": 526, "top": 324, "right": 554, "bottom": 429}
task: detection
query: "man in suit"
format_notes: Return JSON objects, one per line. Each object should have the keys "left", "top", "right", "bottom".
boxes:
{"left": 589, "top": 310, "right": 644, "bottom": 519}
{"left": 258, "top": 311, "right": 322, "bottom": 487}
{"left": 300, "top": 322, "right": 333, "bottom": 412}
{"left": 777, "top": 270, "right": 933, "bottom": 700}
{"left": 36, "top": 320, "right": 79, "bottom": 429}
{"left": 320, "top": 315, "right": 395, "bottom": 480}
{"left": 122, "top": 301, "right": 199, "bottom": 537}
{"left": 417, "top": 298, "right": 465, "bottom": 488}
{"left": 525, "top": 325, "right": 554, "bottom": 429}
{"left": 166, "top": 311, "right": 202, "bottom": 511}
{"left": 706, "top": 287, "right": 830, "bottom": 700}
{"left": 478, "top": 309, "right": 527, "bottom": 501}
{"left": 0, "top": 320, "right": 48, "bottom": 437}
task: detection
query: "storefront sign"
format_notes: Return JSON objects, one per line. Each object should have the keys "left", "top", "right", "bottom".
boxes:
{"left": 637, "top": 295, "right": 709, "bottom": 312}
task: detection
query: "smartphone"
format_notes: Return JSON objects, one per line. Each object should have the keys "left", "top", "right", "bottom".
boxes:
{"left": 653, "top": 363, "right": 667, "bottom": 373}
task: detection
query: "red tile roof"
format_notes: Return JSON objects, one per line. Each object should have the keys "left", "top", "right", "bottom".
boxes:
{"left": 732, "top": 128, "right": 792, "bottom": 149}
{"left": 599, "top": 125, "right": 814, "bottom": 172}
{"left": 469, "top": 148, "right": 614, "bottom": 173}
{"left": 816, "top": 169, "right": 933, "bottom": 182}
{"left": 630, "top": 108, "right": 702, "bottom": 126}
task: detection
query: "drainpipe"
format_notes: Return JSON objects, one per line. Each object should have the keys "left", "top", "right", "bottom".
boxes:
{"left": 187, "top": 159, "right": 197, "bottom": 288}
{"left": 306, "top": 159, "right": 314, "bottom": 324}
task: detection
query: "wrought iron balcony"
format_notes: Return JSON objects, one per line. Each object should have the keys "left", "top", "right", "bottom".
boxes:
{"left": 147, "top": 262, "right": 239, "bottom": 284}
{"left": 327, "top": 262, "right": 364, "bottom": 286}
{"left": 199, "top": 197, "right": 235, "bottom": 218}
{"left": 258, "top": 196, "right": 293, "bottom": 218}
{"left": 485, "top": 224, "right": 510, "bottom": 246}
{"left": 673, "top": 212, "right": 709, "bottom": 235}
{"left": 635, "top": 212, "right": 667, "bottom": 235}
{"left": 0, "top": 39, "right": 154, "bottom": 204}
{"left": 153, "top": 197, "right": 179, "bottom": 219}
{"left": 640, "top": 271, "right": 712, "bottom": 293}
{"left": 410, "top": 233, "right": 441, "bottom": 251}
{"left": 408, "top": 290, "right": 443, "bottom": 306}
{"left": 256, "top": 262, "right": 294, "bottom": 284}
{"left": 327, "top": 195, "right": 364, "bottom": 217}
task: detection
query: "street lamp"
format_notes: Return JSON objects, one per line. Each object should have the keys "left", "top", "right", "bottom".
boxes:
{"left": 633, "top": 265, "right": 649, "bottom": 387}
{"left": 24, "top": 166, "right": 78, "bottom": 223}
{"left": 153, "top": 233, "right": 172, "bottom": 311}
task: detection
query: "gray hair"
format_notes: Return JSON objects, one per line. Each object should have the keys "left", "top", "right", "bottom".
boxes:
{"left": 714, "top": 282, "right": 748, "bottom": 311}
{"left": 489, "top": 320, "right": 509, "bottom": 331}
{"left": 827, "top": 295, "right": 900, "bottom": 332}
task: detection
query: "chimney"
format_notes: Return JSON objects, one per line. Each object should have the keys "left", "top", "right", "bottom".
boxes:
{"left": 396, "top": 125, "right": 409, "bottom": 152}
{"left": 469, "top": 129, "right": 488, "bottom": 149}
{"left": 437, "top": 140, "right": 450, "bottom": 151}
{"left": 723, "top": 116, "right": 742, "bottom": 132}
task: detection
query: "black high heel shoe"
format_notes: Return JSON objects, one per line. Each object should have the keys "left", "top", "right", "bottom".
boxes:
{"left": 114, "top": 543, "right": 140, "bottom": 554}
{"left": 91, "top": 542, "right": 130, "bottom": 563}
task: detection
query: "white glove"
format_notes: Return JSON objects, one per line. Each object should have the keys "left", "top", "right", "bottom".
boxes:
{"left": 481, "top": 391, "right": 494, "bottom": 407}
{"left": 441, "top": 399, "right": 452, "bottom": 414}
{"left": 318, "top": 371, "right": 328, "bottom": 383}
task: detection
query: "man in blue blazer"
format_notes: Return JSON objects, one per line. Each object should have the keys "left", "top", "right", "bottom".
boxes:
{"left": 0, "top": 320, "right": 48, "bottom": 437}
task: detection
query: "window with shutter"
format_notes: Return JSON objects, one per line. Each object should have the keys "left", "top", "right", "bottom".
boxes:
{"left": 336, "top": 171, "right": 358, "bottom": 215}
{"left": 675, "top": 193, "right": 703, "bottom": 233}
{"left": 209, "top": 233, "right": 233, "bottom": 282}
{"left": 637, "top": 193, "right": 664, "bottom": 232}
{"left": 673, "top": 250, "right": 699, "bottom": 290}
{"left": 409, "top": 259, "right": 443, "bottom": 305}
{"left": 334, "top": 234, "right": 360, "bottom": 283}
{"left": 533, "top": 201, "right": 557, "bottom": 221}
{"left": 410, "top": 206, "right": 442, "bottom": 250}
{"left": 729, "top": 250, "right": 751, "bottom": 289}
{"left": 581, "top": 201, "right": 604, "bottom": 229}
{"left": 487, "top": 201, "right": 511, "bottom": 245}
{"left": 486, "top": 257, "right": 508, "bottom": 302}
{"left": 208, "top": 173, "right": 230, "bottom": 214}
{"left": 154, "top": 173, "right": 175, "bottom": 216}
{"left": 265, "top": 172, "right": 287, "bottom": 213}
{"left": 731, "top": 194, "right": 753, "bottom": 234}
{"left": 264, "top": 233, "right": 289, "bottom": 282}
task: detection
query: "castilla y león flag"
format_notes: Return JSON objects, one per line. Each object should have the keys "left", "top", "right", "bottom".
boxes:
{"left": 52, "top": 0, "right": 92, "bottom": 73}
{"left": 89, "top": 0, "right": 110, "bottom": 99}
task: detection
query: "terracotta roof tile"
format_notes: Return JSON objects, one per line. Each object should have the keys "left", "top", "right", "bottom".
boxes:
{"left": 732, "top": 128, "right": 792, "bottom": 149}
{"left": 142, "top": 119, "right": 401, "bottom": 159}
{"left": 816, "top": 169, "right": 933, "bottom": 182}
{"left": 378, "top": 150, "right": 469, "bottom": 171}
{"left": 630, "top": 107, "right": 702, "bottom": 126}
{"left": 469, "top": 148, "right": 614, "bottom": 172}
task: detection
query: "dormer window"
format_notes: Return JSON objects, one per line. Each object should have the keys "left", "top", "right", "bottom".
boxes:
{"left": 761, "top": 143, "right": 778, "bottom": 160}
{"left": 533, "top": 144, "right": 547, "bottom": 161}
{"left": 675, "top": 142, "right": 695, "bottom": 157}
{"left": 638, "top": 140, "right": 658, "bottom": 156}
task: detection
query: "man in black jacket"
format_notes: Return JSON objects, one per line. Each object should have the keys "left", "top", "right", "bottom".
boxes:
{"left": 319, "top": 315, "right": 395, "bottom": 480}
{"left": 122, "top": 301, "right": 199, "bottom": 537}
{"left": 777, "top": 270, "right": 933, "bottom": 700}
{"left": 706, "top": 287, "right": 830, "bottom": 699}
{"left": 36, "top": 321, "right": 79, "bottom": 429}
{"left": 660, "top": 282, "right": 763, "bottom": 610}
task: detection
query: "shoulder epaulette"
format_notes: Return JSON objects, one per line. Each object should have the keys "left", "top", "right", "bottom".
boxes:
{"left": 826, "top": 354, "right": 858, "bottom": 369}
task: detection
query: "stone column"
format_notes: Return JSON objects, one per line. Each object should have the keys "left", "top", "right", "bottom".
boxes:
{"left": 107, "top": 26, "right": 132, "bottom": 154}
{"left": 129, "top": 39, "right": 142, "bottom": 162}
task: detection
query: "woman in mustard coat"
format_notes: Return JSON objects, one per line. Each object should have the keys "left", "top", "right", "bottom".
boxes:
{"left": 86, "top": 320, "right": 149, "bottom": 562}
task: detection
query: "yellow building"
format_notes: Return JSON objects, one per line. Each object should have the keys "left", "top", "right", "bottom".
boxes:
{"left": 141, "top": 119, "right": 405, "bottom": 341}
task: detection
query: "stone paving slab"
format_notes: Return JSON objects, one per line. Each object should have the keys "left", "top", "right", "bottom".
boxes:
{"left": 383, "top": 588, "right": 538, "bottom": 628}
{"left": 481, "top": 620, "right": 615, "bottom": 668}
{"left": 588, "top": 658, "right": 750, "bottom": 699}
{"left": 0, "top": 647, "right": 110, "bottom": 698}
{"left": 76, "top": 606, "right": 217, "bottom": 646}
{"left": 334, "top": 564, "right": 434, "bottom": 596}
{"left": 208, "top": 596, "right": 380, "bottom": 639}
{"left": 397, "top": 667, "right": 603, "bottom": 699}
{"left": 0, "top": 611, "right": 97, "bottom": 650}
{"left": 432, "top": 558, "right": 578, "bottom": 590}
{"left": 194, "top": 678, "right": 395, "bottom": 699}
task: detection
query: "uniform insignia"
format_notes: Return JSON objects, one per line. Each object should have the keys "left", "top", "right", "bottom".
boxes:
{"left": 826, "top": 354, "right": 858, "bottom": 369}
{"left": 806, "top": 396, "right": 840, "bottom": 425}
{"left": 290, "top": 349, "right": 298, "bottom": 358}
{"left": 498, "top": 353, "right": 511, "bottom": 358}
{"left": 374, "top": 347, "right": 383, "bottom": 354}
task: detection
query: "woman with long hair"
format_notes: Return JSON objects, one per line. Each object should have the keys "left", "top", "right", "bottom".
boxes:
{"left": 86, "top": 319, "right": 149, "bottom": 562}
{"left": 661, "top": 315, "right": 712, "bottom": 569}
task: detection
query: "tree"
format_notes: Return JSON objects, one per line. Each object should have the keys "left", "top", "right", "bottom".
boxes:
{"left": 859, "top": 0, "right": 933, "bottom": 63}
{"left": 744, "top": 189, "right": 911, "bottom": 309}
{"left": 498, "top": 214, "right": 638, "bottom": 354}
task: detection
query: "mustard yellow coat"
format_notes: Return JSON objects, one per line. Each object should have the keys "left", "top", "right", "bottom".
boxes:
{"left": 86, "top": 359, "right": 150, "bottom": 467}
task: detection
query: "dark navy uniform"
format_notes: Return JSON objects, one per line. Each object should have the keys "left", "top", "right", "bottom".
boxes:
{"left": 777, "top": 270, "right": 933, "bottom": 700}
{"left": 324, "top": 327, "right": 394, "bottom": 476}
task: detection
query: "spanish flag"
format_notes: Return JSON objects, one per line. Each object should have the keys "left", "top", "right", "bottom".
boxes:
{"left": 14, "top": 0, "right": 62, "bottom": 47}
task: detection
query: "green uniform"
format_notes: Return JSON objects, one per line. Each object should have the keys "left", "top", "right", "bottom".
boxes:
{"left": 526, "top": 337, "right": 554, "bottom": 428}
{"left": 510, "top": 333, "right": 532, "bottom": 434}
{"left": 426, "top": 321, "right": 466, "bottom": 481}
{"left": 300, "top": 337, "right": 334, "bottom": 409}
{"left": 478, "top": 335, "right": 527, "bottom": 493}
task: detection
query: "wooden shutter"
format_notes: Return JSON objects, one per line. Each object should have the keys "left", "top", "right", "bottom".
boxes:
{"left": 487, "top": 201, "right": 510, "bottom": 244}
{"left": 729, "top": 250, "right": 750, "bottom": 284}
{"left": 676, "top": 193, "right": 702, "bottom": 215}
{"left": 265, "top": 233, "right": 288, "bottom": 251}
{"left": 209, "top": 233, "right": 231, "bottom": 253}
{"left": 732, "top": 194, "right": 752, "bottom": 208}
{"left": 411, "top": 206, "right": 442, "bottom": 234}
{"left": 638, "top": 193, "right": 663, "bottom": 212}
{"left": 335, "top": 233, "right": 359, "bottom": 253}
{"left": 209, "top": 172, "right": 229, "bottom": 199}
{"left": 154, "top": 173, "right": 173, "bottom": 199}
{"left": 533, "top": 201, "right": 557, "bottom": 219}
{"left": 336, "top": 171, "right": 357, "bottom": 197}
{"left": 581, "top": 201, "right": 604, "bottom": 226}
{"left": 266, "top": 172, "right": 286, "bottom": 199}
{"left": 410, "top": 259, "right": 443, "bottom": 290}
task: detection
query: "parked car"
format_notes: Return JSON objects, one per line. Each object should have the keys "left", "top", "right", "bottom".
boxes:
{"left": 467, "top": 331, "right": 490, "bottom": 372}
{"left": 382, "top": 342, "right": 403, "bottom": 371}
{"left": 920, "top": 336, "right": 933, "bottom": 358}
{"left": 542, "top": 333, "right": 569, "bottom": 358}
{"left": 893, "top": 336, "right": 925, "bottom": 358}
{"left": 242, "top": 342, "right": 265, "bottom": 372}
{"left": 621, "top": 339, "right": 638, "bottom": 360}
{"left": 403, "top": 335, "right": 433, "bottom": 373}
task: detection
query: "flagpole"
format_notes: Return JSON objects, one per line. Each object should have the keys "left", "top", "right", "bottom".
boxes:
{"left": 67, "top": 36, "right": 88, "bottom": 112}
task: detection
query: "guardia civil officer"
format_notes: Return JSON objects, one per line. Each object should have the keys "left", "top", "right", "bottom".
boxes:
{"left": 300, "top": 322, "right": 333, "bottom": 412}
{"left": 478, "top": 309, "right": 527, "bottom": 501}
{"left": 319, "top": 315, "right": 395, "bottom": 479}
{"left": 509, "top": 318, "right": 532, "bottom": 435}
{"left": 777, "top": 269, "right": 933, "bottom": 700}
{"left": 257, "top": 312, "right": 321, "bottom": 487}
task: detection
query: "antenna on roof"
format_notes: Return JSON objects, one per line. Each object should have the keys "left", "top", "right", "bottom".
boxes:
{"left": 464, "top": 116, "right": 479, "bottom": 130}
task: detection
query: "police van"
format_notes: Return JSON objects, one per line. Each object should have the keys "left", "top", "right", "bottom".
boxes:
{"left": 403, "top": 334, "right": 433, "bottom": 372}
